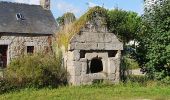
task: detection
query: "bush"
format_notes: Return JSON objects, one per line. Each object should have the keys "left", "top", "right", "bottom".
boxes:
{"left": 4, "top": 53, "right": 67, "bottom": 89}
{"left": 0, "top": 78, "right": 11, "bottom": 94}
{"left": 127, "top": 75, "right": 148, "bottom": 84}
{"left": 137, "top": 0, "right": 170, "bottom": 80}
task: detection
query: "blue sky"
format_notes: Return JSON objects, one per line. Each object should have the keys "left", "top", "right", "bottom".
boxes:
{"left": 52, "top": 0, "right": 144, "bottom": 18}
{"left": 0, "top": 0, "right": 144, "bottom": 18}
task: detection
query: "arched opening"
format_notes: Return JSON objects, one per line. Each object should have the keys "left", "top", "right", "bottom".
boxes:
{"left": 90, "top": 58, "right": 103, "bottom": 73}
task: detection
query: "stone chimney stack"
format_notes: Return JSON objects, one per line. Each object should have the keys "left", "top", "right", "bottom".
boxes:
{"left": 40, "top": 0, "right": 50, "bottom": 10}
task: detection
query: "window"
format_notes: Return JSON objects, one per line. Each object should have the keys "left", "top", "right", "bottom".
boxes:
{"left": 0, "top": 45, "right": 8, "bottom": 68}
{"left": 27, "top": 46, "right": 34, "bottom": 54}
{"left": 16, "top": 13, "right": 24, "bottom": 20}
{"left": 90, "top": 58, "right": 103, "bottom": 73}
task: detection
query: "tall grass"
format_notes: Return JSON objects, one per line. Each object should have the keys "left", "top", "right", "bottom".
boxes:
{"left": 1, "top": 82, "right": 170, "bottom": 100}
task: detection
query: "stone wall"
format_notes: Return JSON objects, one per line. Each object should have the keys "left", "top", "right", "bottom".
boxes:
{"left": 65, "top": 31, "right": 123, "bottom": 85}
{"left": 70, "top": 32, "right": 123, "bottom": 51}
{"left": 0, "top": 33, "right": 52, "bottom": 65}
{"left": 66, "top": 50, "right": 122, "bottom": 85}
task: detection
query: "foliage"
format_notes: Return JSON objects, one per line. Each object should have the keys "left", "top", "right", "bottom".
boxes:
{"left": 56, "top": 6, "right": 107, "bottom": 49}
{"left": 1, "top": 53, "right": 67, "bottom": 92}
{"left": 56, "top": 7, "right": 142, "bottom": 49}
{"left": 0, "top": 78, "right": 17, "bottom": 94}
{"left": 127, "top": 75, "right": 148, "bottom": 84}
{"left": 56, "top": 16, "right": 64, "bottom": 26}
{"left": 56, "top": 12, "right": 76, "bottom": 26}
{"left": 122, "top": 56, "right": 140, "bottom": 70}
{"left": 107, "top": 8, "right": 142, "bottom": 43}
{"left": 1, "top": 83, "right": 170, "bottom": 100}
{"left": 121, "top": 56, "right": 141, "bottom": 81}
{"left": 136, "top": 0, "right": 170, "bottom": 80}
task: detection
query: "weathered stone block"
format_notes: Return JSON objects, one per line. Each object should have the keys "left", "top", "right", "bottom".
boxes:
{"left": 79, "top": 58, "right": 87, "bottom": 62}
{"left": 74, "top": 65, "right": 82, "bottom": 76}
{"left": 73, "top": 50, "right": 80, "bottom": 61}
{"left": 107, "top": 73, "right": 116, "bottom": 80}
{"left": 85, "top": 33, "right": 98, "bottom": 42}
{"left": 91, "top": 73, "right": 106, "bottom": 79}
{"left": 108, "top": 58, "right": 116, "bottom": 74}
{"left": 85, "top": 52, "right": 98, "bottom": 60}
{"left": 81, "top": 62, "right": 87, "bottom": 74}
{"left": 68, "top": 61, "right": 82, "bottom": 76}
{"left": 104, "top": 33, "right": 114, "bottom": 43}
{"left": 105, "top": 43, "right": 123, "bottom": 50}
{"left": 97, "top": 43, "right": 105, "bottom": 50}
{"left": 68, "top": 76, "right": 81, "bottom": 86}
{"left": 97, "top": 33, "right": 105, "bottom": 42}
{"left": 67, "top": 67, "right": 82, "bottom": 76}
{"left": 79, "top": 43, "right": 98, "bottom": 50}
{"left": 81, "top": 74, "right": 92, "bottom": 84}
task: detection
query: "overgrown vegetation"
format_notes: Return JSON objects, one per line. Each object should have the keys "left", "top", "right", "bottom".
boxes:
{"left": 56, "top": 6, "right": 107, "bottom": 49}
{"left": 56, "top": 6, "right": 142, "bottom": 49}
{"left": 107, "top": 9, "right": 142, "bottom": 43}
{"left": 56, "top": 12, "right": 76, "bottom": 26}
{"left": 136, "top": 0, "right": 170, "bottom": 81}
{"left": 0, "top": 53, "right": 67, "bottom": 94}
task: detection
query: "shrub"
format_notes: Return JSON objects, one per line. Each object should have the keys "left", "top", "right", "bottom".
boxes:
{"left": 137, "top": 0, "right": 170, "bottom": 80}
{"left": 120, "top": 55, "right": 141, "bottom": 81}
{"left": 0, "top": 78, "right": 11, "bottom": 94}
{"left": 127, "top": 75, "right": 148, "bottom": 84}
{"left": 4, "top": 53, "right": 67, "bottom": 89}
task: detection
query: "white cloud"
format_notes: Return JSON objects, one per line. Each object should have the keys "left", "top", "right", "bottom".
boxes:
{"left": 56, "top": 1, "right": 80, "bottom": 14}
{"left": 88, "top": 2, "right": 98, "bottom": 7}
{"left": 87, "top": 2, "right": 114, "bottom": 10}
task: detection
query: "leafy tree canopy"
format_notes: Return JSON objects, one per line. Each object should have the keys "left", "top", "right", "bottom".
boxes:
{"left": 56, "top": 12, "right": 76, "bottom": 26}
{"left": 107, "top": 9, "right": 142, "bottom": 43}
{"left": 137, "top": 0, "right": 170, "bottom": 81}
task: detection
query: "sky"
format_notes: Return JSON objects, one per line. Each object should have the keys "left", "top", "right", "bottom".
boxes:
{"left": 0, "top": 0, "right": 144, "bottom": 18}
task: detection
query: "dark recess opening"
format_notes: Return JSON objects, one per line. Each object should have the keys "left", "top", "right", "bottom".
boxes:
{"left": 0, "top": 45, "right": 8, "bottom": 68}
{"left": 80, "top": 50, "right": 86, "bottom": 58}
{"left": 108, "top": 50, "right": 118, "bottom": 57}
{"left": 27, "top": 46, "right": 34, "bottom": 53}
{"left": 90, "top": 58, "right": 103, "bottom": 73}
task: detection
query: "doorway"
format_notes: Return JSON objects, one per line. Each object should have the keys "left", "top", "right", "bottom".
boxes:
{"left": 0, "top": 45, "right": 8, "bottom": 68}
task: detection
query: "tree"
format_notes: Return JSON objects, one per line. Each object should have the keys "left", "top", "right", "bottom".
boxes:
{"left": 107, "top": 9, "right": 142, "bottom": 44}
{"left": 56, "top": 12, "right": 76, "bottom": 26}
{"left": 137, "top": 0, "right": 170, "bottom": 81}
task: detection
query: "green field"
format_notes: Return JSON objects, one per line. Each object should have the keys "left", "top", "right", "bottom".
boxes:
{"left": 1, "top": 83, "right": 170, "bottom": 100}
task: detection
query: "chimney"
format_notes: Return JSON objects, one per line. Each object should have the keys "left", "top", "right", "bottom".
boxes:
{"left": 40, "top": 0, "right": 50, "bottom": 10}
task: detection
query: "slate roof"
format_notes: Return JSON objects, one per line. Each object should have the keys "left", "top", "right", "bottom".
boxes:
{"left": 0, "top": 2, "right": 57, "bottom": 35}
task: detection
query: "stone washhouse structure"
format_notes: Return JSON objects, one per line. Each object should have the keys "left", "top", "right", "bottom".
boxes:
{"left": 0, "top": 0, "right": 57, "bottom": 68}
{"left": 64, "top": 14, "right": 123, "bottom": 85}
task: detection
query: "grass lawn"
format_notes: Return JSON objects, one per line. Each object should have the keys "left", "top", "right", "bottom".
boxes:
{"left": 1, "top": 83, "right": 170, "bottom": 100}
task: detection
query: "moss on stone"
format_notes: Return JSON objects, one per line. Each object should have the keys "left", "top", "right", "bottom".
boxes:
{"left": 56, "top": 6, "right": 108, "bottom": 49}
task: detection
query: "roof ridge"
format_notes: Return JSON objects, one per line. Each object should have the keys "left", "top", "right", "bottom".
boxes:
{"left": 0, "top": 1, "right": 39, "bottom": 6}
{"left": 0, "top": 1, "right": 57, "bottom": 34}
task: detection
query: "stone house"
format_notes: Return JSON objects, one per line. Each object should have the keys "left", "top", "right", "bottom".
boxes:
{"left": 64, "top": 13, "right": 123, "bottom": 85}
{"left": 0, "top": 0, "right": 57, "bottom": 68}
